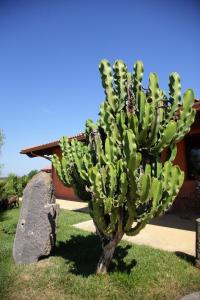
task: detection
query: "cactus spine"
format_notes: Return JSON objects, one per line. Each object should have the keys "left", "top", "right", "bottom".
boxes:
{"left": 52, "top": 59, "right": 196, "bottom": 274}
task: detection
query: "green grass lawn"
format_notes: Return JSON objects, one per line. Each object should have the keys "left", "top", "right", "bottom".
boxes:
{"left": 0, "top": 207, "right": 200, "bottom": 300}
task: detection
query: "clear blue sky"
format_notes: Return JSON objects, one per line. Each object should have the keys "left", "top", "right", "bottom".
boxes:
{"left": 0, "top": 0, "right": 199, "bottom": 176}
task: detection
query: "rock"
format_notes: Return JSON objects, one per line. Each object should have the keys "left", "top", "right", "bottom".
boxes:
{"left": 13, "top": 172, "right": 59, "bottom": 264}
{"left": 181, "top": 292, "right": 200, "bottom": 300}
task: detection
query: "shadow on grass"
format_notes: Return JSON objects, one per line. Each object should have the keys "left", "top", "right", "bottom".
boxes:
{"left": 0, "top": 210, "right": 8, "bottom": 222}
{"left": 175, "top": 251, "right": 196, "bottom": 265}
{"left": 72, "top": 207, "right": 89, "bottom": 214}
{"left": 55, "top": 234, "right": 136, "bottom": 276}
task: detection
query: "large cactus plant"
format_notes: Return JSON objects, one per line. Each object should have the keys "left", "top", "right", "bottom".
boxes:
{"left": 52, "top": 59, "right": 196, "bottom": 274}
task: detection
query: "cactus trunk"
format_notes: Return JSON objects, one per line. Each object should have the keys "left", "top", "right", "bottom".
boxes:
{"left": 96, "top": 230, "right": 122, "bottom": 274}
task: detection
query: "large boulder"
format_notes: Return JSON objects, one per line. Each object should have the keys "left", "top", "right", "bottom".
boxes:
{"left": 13, "top": 172, "right": 59, "bottom": 264}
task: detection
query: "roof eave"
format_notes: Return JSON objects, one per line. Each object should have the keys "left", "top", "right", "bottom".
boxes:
{"left": 20, "top": 133, "right": 85, "bottom": 157}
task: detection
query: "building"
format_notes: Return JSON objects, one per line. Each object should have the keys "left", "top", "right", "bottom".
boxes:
{"left": 21, "top": 101, "right": 200, "bottom": 212}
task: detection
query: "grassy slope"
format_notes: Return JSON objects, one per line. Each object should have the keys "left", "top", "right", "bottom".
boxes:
{"left": 0, "top": 207, "right": 200, "bottom": 300}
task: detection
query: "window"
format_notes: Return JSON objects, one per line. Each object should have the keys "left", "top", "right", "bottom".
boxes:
{"left": 186, "top": 136, "right": 200, "bottom": 180}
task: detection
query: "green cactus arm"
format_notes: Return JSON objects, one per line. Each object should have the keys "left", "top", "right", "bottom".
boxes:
{"left": 151, "top": 161, "right": 162, "bottom": 177}
{"left": 167, "top": 144, "right": 177, "bottom": 162}
{"left": 125, "top": 177, "right": 163, "bottom": 236}
{"left": 113, "top": 60, "right": 128, "bottom": 108}
{"left": 61, "top": 157, "right": 74, "bottom": 186}
{"left": 125, "top": 221, "right": 147, "bottom": 236}
{"left": 83, "top": 152, "right": 93, "bottom": 171}
{"left": 139, "top": 103, "right": 153, "bottom": 144}
{"left": 155, "top": 164, "right": 184, "bottom": 216}
{"left": 174, "top": 89, "right": 196, "bottom": 142}
{"left": 52, "top": 137, "right": 89, "bottom": 186}
{"left": 125, "top": 165, "right": 163, "bottom": 236}
{"left": 137, "top": 90, "right": 146, "bottom": 128}
{"left": 162, "top": 161, "right": 173, "bottom": 190}
{"left": 182, "top": 89, "right": 195, "bottom": 112}
{"left": 148, "top": 109, "right": 160, "bottom": 147}
{"left": 176, "top": 108, "right": 196, "bottom": 141}
{"left": 128, "top": 114, "right": 139, "bottom": 142}
{"left": 88, "top": 165, "right": 105, "bottom": 201}
{"left": 123, "top": 129, "right": 139, "bottom": 170}
{"left": 117, "top": 111, "right": 127, "bottom": 138}
{"left": 138, "top": 165, "right": 151, "bottom": 204}
{"left": 60, "top": 136, "right": 70, "bottom": 156}
{"left": 147, "top": 75, "right": 180, "bottom": 149}
{"left": 99, "top": 102, "right": 115, "bottom": 134}
{"left": 71, "top": 140, "right": 84, "bottom": 176}
{"left": 99, "top": 59, "right": 118, "bottom": 112}
{"left": 106, "top": 163, "right": 117, "bottom": 198}
{"left": 152, "top": 120, "right": 177, "bottom": 153}
{"left": 100, "top": 163, "right": 117, "bottom": 214}
{"left": 150, "top": 178, "right": 163, "bottom": 210}
{"left": 132, "top": 60, "right": 144, "bottom": 95}
{"left": 93, "top": 131, "right": 106, "bottom": 165}
{"left": 162, "top": 162, "right": 184, "bottom": 196}
{"left": 147, "top": 73, "right": 164, "bottom": 146}
{"left": 124, "top": 169, "right": 138, "bottom": 232}
{"left": 167, "top": 72, "right": 181, "bottom": 120}
{"left": 105, "top": 136, "right": 118, "bottom": 163}
{"left": 105, "top": 207, "right": 119, "bottom": 235}
{"left": 124, "top": 201, "right": 137, "bottom": 233}
{"left": 92, "top": 200, "right": 109, "bottom": 236}
{"left": 147, "top": 73, "right": 160, "bottom": 103}
{"left": 116, "top": 171, "right": 128, "bottom": 207}
{"left": 157, "top": 89, "right": 165, "bottom": 124}
{"left": 103, "top": 197, "right": 113, "bottom": 215}
{"left": 85, "top": 119, "right": 97, "bottom": 142}
{"left": 52, "top": 154, "right": 66, "bottom": 185}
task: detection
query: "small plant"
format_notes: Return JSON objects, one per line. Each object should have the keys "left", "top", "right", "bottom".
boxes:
{"left": 0, "top": 170, "right": 38, "bottom": 211}
{"left": 52, "top": 59, "right": 196, "bottom": 274}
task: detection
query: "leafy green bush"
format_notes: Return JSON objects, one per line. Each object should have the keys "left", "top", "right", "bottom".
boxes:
{"left": 0, "top": 170, "right": 38, "bottom": 201}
